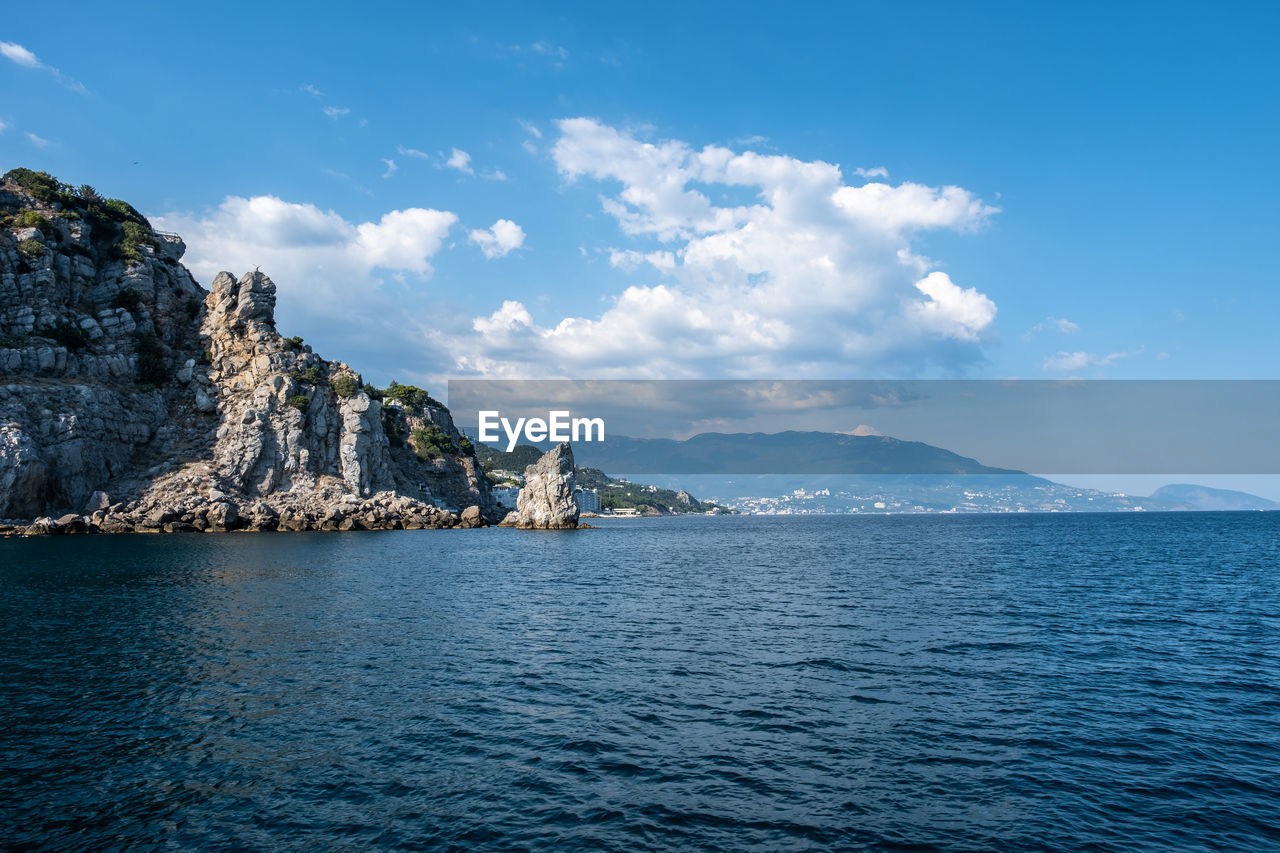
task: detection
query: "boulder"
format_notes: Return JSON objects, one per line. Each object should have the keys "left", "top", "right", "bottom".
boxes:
{"left": 459, "top": 505, "right": 483, "bottom": 528}
{"left": 515, "top": 443, "right": 579, "bottom": 529}
{"left": 206, "top": 501, "right": 239, "bottom": 531}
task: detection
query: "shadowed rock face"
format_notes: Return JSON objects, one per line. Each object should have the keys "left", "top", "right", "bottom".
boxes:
{"left": 0, "top": 173, "right": 495, "bottom": 534}
{"left": 515, "top": 442, "right": 579, "bottom": 529}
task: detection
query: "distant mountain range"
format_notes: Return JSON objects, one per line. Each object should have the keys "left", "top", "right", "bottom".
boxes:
{"left": 1149, "top": 484, "right": 1280, "bottom": 511}
{"left": 572, "top": 430, "right": 1023, "bottom": 475}
{"left": 475, "top": 429, "right": 1278, "bottom": 514}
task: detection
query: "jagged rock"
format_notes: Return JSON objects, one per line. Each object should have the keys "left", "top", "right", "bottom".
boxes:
{"left": 460, "top": 505, "right": 483, "bottom": 528}
{"left": 515, "top": 443, "right": 580, "bottom": 529}
{"left": 205, "top": 501, "right": 239, "bottom": 531}
{"left": 85, "top": 490, "right": 111, "bottom": 512}
{"left": 53, "top": 513, "right": 87, "bottom": 534}
{"left": 498, "top": 511, "right": 519, "bottom": 527}
{"left": 24, "top": 516, "right": 56, "bottom": 535}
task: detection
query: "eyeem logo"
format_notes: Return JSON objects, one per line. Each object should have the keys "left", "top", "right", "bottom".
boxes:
{"left": 478, "top": 410, "right": 605, "bottom": 452}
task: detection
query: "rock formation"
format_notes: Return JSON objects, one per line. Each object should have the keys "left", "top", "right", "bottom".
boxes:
{"left": 0, "top": 169, "right": 496, "bottom": 534}
{"left": 514, "top": 442, "right": 580, "bottom": 529}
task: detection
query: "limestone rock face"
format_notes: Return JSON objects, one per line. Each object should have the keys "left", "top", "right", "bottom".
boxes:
{"left": 0, "top": 172, "right": 496, "bottom": 533}
{"left": 199, "top": 270, "right": 397, "bottom": 500}
{"left": 515, "top": 443, "right": 579, "bottom": 529}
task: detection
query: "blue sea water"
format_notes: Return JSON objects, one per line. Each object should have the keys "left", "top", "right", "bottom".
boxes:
{"left": 1, "top": 513, "right": 1278, "bottom": 851}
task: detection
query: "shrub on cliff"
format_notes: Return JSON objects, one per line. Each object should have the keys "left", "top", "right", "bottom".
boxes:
{"left": 134, "top": 332, "right": 168, "bottom": 387}
{"left": 3, "top": 168, "right": 74, "bottom": 206}
{"left": 288, "top": 395, "right": 311, "bottom": 412}
{"left": 15, "top": 210, "right": 51, "bottom": 231}
{"left": 115, "top": 220, "right": 154, "bottom": 264}
{"left": 378, "top": 381, "right": 447, "bottom": 413}
{"left": 17, "top": 238, "right": 47, "bottom": 259}
{"left": 411, "top": 424, "right": 452, "bottom": 458}
{"left": 331, "top": 374, "right": 358, "bottom": 398}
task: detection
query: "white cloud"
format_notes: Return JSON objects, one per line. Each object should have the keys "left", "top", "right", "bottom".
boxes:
{"left": 446, "top": 148, "right": 473, "bottom": 174}
{"left": 152, "top": 196, "right": 465, "bottom": 384}
{"left": 1024, "top": 316, "right": 1080, "bottom": 340}
{"left": 469, "top": 219, "right": 526, "bottom": 259}
{"left": 397, "top": 145, "right": 430, "bottom": 160}
{"left": 381, "top": 158, "right": 398, "bottom": 179}
{"left": 1042, "top": 349, "right": 1134, "bottom": 372}
{"left": 452, "top": 118, "right": 1000, "bottom": 378}
{"left": 323, "top": 106, "right": 350, "bottom": 119}
{"left": 482, "top": 169, "right": 508, "bottom": 182}
{"left": 910, "top": 271, "right": 997, "bottom": 342}
{"left": 0, "top": 120, "right": 7, "bottom": 134}
{"left": 0, "top": 40, "right": 86, "bottom": 93}
{"left": 855, "top": 166, "right": 890, "bottom": 178}
{"left": 519, "top": 120, "right": 543, "bottom": 139}
{"left": 529, "top": 40, "right": 569, "bottom": 59}
{"left": 154, "top": 195, "right": 457, "bottom": 287}
{"left": 26, "top": 132, "right": 50, "bottom": 148}
{"left": 299, "top": 83, "right": 323, "bottom": 97}
{"left": 0, "top": 41, "right": 39, "bottom": 67}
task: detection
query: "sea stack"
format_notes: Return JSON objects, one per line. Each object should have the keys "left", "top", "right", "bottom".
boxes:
{"left": 515, "top": 442, "right": 579, "bottom": 529}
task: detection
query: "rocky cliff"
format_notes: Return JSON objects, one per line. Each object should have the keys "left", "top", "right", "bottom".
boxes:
{"left": 512, "top": 442, "right": 580, "bottom": 529}
{"left": 0, "top": 169, "right": 495, "bottom": 534}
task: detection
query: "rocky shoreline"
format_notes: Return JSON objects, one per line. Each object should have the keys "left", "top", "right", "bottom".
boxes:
{"left": 1, "top": 491, "right": 486, "bottom": 537}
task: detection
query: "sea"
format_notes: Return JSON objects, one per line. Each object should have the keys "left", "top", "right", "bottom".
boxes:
{"left": 1, "top": 513, "right": 1278, "bottom": 851}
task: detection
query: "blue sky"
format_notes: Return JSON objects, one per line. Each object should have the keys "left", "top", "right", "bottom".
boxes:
{"left": 2, "top": 2, "right": 1278, "bottom": 392}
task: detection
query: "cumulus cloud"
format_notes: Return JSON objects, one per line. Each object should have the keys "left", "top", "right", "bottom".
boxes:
{"left": 446, "top": 148, "right": 473, "bottom": 174}
{"left": 469, "top": 219, "right": 526, "bottom": 258}
{"left": 323, "top": 105, "right": 350, "bottom": 119}
{"left": 452, "top": 118, "right": 1000, "bottom": 378}
{"left": 854, "top": 166, "right": 890, "bottom": 178}
{"left": 154, "top": 196, "right": 457, "bottom": 288}
{"left": 0, "top": 40, "right": 86, "bottom": 93}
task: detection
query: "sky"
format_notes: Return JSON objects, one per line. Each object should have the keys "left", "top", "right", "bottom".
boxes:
{"left": 2, "top": 2, "right": 1278, "bottom": 491}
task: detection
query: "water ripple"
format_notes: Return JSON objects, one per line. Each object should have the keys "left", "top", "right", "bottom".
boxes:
{"left": 1, "top": 513, "right": 1278, "bottom": 850}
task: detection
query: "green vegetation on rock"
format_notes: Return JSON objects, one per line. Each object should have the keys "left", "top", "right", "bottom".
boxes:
{"left": 15, "top": 209, "right": 51, "bottom": 230}
{"left": 3, "top": 168, "right": 157, "bottom": 265}
{"left": 411, "top": 423, "right": 452, "bottom": 458}
{"left": 17, "top": 238, "right": 46, "bottom": 259}
{"left": 370, "top": 381, "right": 446, "bottom": 413}
{"left": 330, "top": 374, "right": 358, "bottom": 398}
